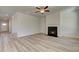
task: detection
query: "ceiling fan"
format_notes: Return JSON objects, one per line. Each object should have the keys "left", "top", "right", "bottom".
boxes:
{"left": 35, "top": 6, "right": 50, "bottom": 14}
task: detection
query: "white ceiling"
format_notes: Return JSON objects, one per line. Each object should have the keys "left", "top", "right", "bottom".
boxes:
{"left": 0, "top": 6, "right": 73, "bottom": 17}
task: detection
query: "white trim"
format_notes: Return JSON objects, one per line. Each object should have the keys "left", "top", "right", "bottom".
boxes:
{"left": 59, "top": 35, "right": 79, "bottom": 39}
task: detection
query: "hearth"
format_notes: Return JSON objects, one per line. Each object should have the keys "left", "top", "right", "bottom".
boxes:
{"left": 48, "top": 26, "right": 57, "bottom": 37}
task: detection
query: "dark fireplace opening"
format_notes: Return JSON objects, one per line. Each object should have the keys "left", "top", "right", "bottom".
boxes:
{"left": 48, "top": 26, "right": 58, "bottom": 37}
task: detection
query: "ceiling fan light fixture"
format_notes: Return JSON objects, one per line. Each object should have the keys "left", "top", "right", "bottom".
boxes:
{"left": 35, "top": 6, "right": 49, "bottom": 14}
{"left": 40, "top": 9, "right": 44, "bottom": 13}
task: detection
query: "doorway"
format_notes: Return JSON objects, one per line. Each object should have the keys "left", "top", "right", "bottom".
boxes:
{"left": 0, "top": 20, "right": 9, "bottom": 33}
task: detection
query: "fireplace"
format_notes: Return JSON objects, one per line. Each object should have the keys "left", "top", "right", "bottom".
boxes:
{"left": 48, "top": 26, "right": 58, "bottom": 37}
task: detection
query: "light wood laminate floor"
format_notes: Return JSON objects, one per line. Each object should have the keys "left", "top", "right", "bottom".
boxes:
{"left": 0, "top": 32, "right": 79, "bottom": 52}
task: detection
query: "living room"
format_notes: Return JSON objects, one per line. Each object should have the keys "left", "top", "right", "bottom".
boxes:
{"left": 0, "top": 6, "right": 79, "bottom": 52}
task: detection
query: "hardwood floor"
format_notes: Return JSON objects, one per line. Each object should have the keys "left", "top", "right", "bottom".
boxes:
{"left": 0, "top": 32, "right": 79, "bottom": 52}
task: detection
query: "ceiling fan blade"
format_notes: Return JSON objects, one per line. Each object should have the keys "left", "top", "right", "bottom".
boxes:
{"left": 36, "top": 7, "right": 40, "bottom": 10}
{"left": 35, "top": 11, "right": 40, "bottom": 13}
{"left": 44, "top": 6, "right": 48, "bottom": 9}
{"left": 45, "top": 10, "right": 50, "bottom": 12}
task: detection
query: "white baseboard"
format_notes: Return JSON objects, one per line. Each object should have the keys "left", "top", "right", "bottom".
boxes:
{"left": 17, "top": 32, "right": 41, "bottom": 37}
{"left": 59, "top": 35, "right": 79, "bottom": 39}
{"left": 65, "top": 36, "right": 79, "bottom": 39}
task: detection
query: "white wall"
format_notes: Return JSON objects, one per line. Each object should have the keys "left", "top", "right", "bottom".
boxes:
{"left": 46, "top": 12, "right": 60, "bottom": 34}
{"left": 9, "top": 7, "right": 79, "bottom": 38}
{"left": 41, "top": 7, "right": 79, "bottom": 38}
{"left": 40, "top": 16, "right": 46, "bottom": 33}
{"left": 60, "top": 7, "right": 79, "bottom": 38}
{"left": 11, "top": 12, "right": 40, "bottom": 37}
